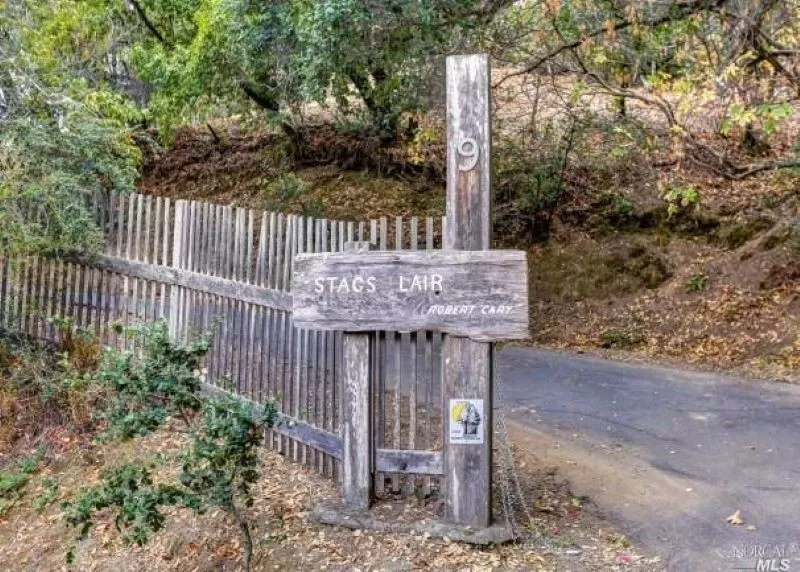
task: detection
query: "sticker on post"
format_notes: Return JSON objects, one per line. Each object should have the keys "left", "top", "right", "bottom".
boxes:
{"left": 449, "top": 399, "right": 484, "bottom": 444}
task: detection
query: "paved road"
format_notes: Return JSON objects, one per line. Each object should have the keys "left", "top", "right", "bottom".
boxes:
{"left": 498, "top": 347, "right": 800, "bottom": 572}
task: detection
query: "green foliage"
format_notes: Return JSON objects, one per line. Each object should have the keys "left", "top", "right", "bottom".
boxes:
{"left": 124, "top": 0, "right": 499, "bottom": 136}
{"left": 686, "top": 273, "right": 709, "bottom": 293}
{"left": 33, "top": 476, "right": 60, "bottom": 510}
{"left": 0, "top": 0, "right": 143, "bottom": 255}
{"left": 722, "top": 103, "right": 794, "bottom": 137}
{"left": 97, "top": 322, "right": 210, "bottom": 440}
{"left": 661, "top": 184, "right": 700, "bottom": 218}
{"left": 64, "top": 463, "right": 197, "bottom": 551}
{"left": 180, "top": 396, "right": 277, "bottom": 512}
{"left": 0, "top": 451, "right": 42, "bottom": 515}
{"left": 600, "top": 329, "right": 646, "bottom": 350}
{"left": 62, "top": 322, "right": 279, "bottom": 571}
{"left": 492, "top": 0, "right": 800, "bottom": 178}
{"left": 261, "top": 173, "right": 322, "bottom": 217}
{"left": 0, "top": 325, "right": 100, "bottom": 441}
{"left": 495, "top": 132, "right": 572, "bottom": 241}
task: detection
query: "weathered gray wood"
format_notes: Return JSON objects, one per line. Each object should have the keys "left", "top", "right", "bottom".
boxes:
{"left": 442, "top": 53, "right": 494, "bottom": 529}
{"left": 150, "top": 197, "right": 161, "bottom": 320}
{"left": 293, "top": 216, "right": 306, "bottom": 462}
{"left": 311, "top": 505, "right": 513, "bottom": 545}
{"left": 274, "top": 420, "right": 342, "bottom": 460}
{"left": 159, "top": 199, "right": 171, "bottom": 319}
{"left": 292, "top": 250, "right": 527, "bottom": 340}
{"left": 342, "top": 331, "right": 373, "bottom": 510}
{"left": 54, "top": 250, "right": 293, "bottom": 312}
{"left": 341, "top": 240, "right": 374, "bottom": 510}
{"left": 202, "top": 382, "right": 344, "bottom": 459}
{"left": 376, "top": 449, "right": 442, "bottom": 475}
{"left": 168, "top": 200, "right": 184, "bottom": 339}
{"left": 446, "top": 55, "right": 491, "bottom": 251}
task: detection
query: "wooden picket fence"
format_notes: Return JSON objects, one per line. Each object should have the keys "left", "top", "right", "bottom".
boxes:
{"left": 0, "top": 191, "right": 447, "bottom": 498}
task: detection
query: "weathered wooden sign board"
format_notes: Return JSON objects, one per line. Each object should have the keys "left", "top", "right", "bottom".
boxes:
{"left": 296, "top": 54, "right": 510, "bottom": 529}
{"left": 291, "top": 250, "right": 528, "bottom": 341}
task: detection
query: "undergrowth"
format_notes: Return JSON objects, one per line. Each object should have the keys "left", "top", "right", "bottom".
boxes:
{"left": 60, "top": 322, "right": 279, "bottom": 572}
{"left": 1, "top": 319, "right": 280, "bottom": 572}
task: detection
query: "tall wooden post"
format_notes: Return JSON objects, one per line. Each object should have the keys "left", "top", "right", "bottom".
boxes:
{"left": 442, "top": 54, "right": 494, "bottom": 527}
{"left": 341, "top": 241, "right": 374, "bottom": 510}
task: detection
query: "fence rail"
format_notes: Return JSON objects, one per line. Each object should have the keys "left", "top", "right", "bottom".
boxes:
{"left": 0, "top": 191, "right": 447, "bottom": 497}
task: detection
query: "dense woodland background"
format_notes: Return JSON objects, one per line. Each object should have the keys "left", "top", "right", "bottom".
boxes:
{"left": 1, "top": 0, "right": 798, "bottom": 378}
{"left": 0, "top": 2, "right": 797, "bottom": 569}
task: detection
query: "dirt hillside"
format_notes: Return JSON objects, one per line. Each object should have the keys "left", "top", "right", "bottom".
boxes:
{"left": 138, "top": 126, "right": 799, "bottom": 382}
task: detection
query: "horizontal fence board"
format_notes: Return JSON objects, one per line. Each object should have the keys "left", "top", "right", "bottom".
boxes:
{"left": 376, "top": 449, "right": 443, "bottom": 475}
{"left": 274, "top": 420, "right": 342, "bottom": 460}
{"left": 7, "top": 191, "right": 448, "bottom": 494}
{"left": 54, "top": 251, "right": 293, "bottom": 312}
{"left": 203, "top": 382, "right": 343, "bottom": 459}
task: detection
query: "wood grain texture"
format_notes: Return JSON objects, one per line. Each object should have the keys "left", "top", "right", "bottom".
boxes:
{"left": 54, "top": 250, "right": 293, "bottom": 311}
{"left": 342, "top": 332, "right": 373, "bottom": 510}
{"left": 341, "top": 240, "right": 374, "bottom": 510}
{"left": 442, "top": 53, "right": 494, "bottom": 529}
{"left": 292, "top": 250, "right": 527, "bottom": 341}
{"left": 376, "top": 449, "right": 443, "bottom": 475}
{"left": 446, "top": 54, "right": 491, "bottom": 252}
{"left": 13, "top": 189, "right": 460, "bottom": 492}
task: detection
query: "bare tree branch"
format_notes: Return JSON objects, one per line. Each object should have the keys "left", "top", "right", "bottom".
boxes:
{"left": 127, "top": 0, "right": 168, "bottom": 46}
{"left": 495, "top": 0, "right": 731, "bottom": 88}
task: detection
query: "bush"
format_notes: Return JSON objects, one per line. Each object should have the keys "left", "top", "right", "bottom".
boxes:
{"left": 63, "top": 322, "right": 279, "bottom": 572}
{"left": 261, "top": 173, "right": 322, "bottom": 217}
{"left": 661, "top": 184, "right": 700, "bottom": 218}
{"left": 0, "top": 321, "right": 101, "bottom": 450}
{"left": 686, "top": 273, "right": 709, "bottom": 293}
{"left": 495, "top": 144, "right": 570, "bottom": 242}
{"left": 600, "top": 329, "right": 646, "bottom": 350}
{"left": 0, "top": 452, "right": 41, "bottom": 516}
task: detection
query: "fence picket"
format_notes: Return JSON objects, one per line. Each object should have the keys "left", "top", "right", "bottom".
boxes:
{"left": 6, "top": 192, "right": 446, "bottom": 492}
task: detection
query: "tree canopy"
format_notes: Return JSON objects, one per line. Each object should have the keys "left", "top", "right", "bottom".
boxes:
{"left": 1, "top": 0, "right": 798, "bottom": 252}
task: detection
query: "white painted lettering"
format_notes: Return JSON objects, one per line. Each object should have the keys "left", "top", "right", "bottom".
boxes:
{"left": 352, "top": 276, "right": 364, "bottom": 292}
{"left": 366, "top": 276, "right": 376, "bottom": 293}
{"left": 314, "top": 278, "right": 324, "bottom": 294}
{"left": 431, "top": 274, "right": 443, "bottom": 293}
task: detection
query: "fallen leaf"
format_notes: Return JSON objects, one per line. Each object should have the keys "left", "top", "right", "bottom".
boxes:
{"left": 726, "top": 510, "right": 744, "bottom": 525}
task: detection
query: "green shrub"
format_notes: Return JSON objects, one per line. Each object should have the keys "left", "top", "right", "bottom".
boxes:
{"left": 63, "top": 322, "right": 279, "bottom": 572}
{"left": 261, "top": 173, "right": 322, "bottom": 217}
{"left": 495, "top": 145, "right": 570, "bottom": 241}
{"left": 661, "top": 184, "right": 700, "bottom": 218}
{"left": 686, "top": 273, "right": 710, "bottom": 293}
{"left": 0, "top": 451, "right": 42, "bottom": 515}
{"left": 600, "top": 329, "right": 646, "bottom": 350}
{"left": 33, "top": 477, "right": 60, "bottom": 510}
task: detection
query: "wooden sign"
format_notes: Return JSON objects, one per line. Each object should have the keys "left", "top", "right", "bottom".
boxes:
{"left": 291, "top": 249, "right": 528, "bottom": 341}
